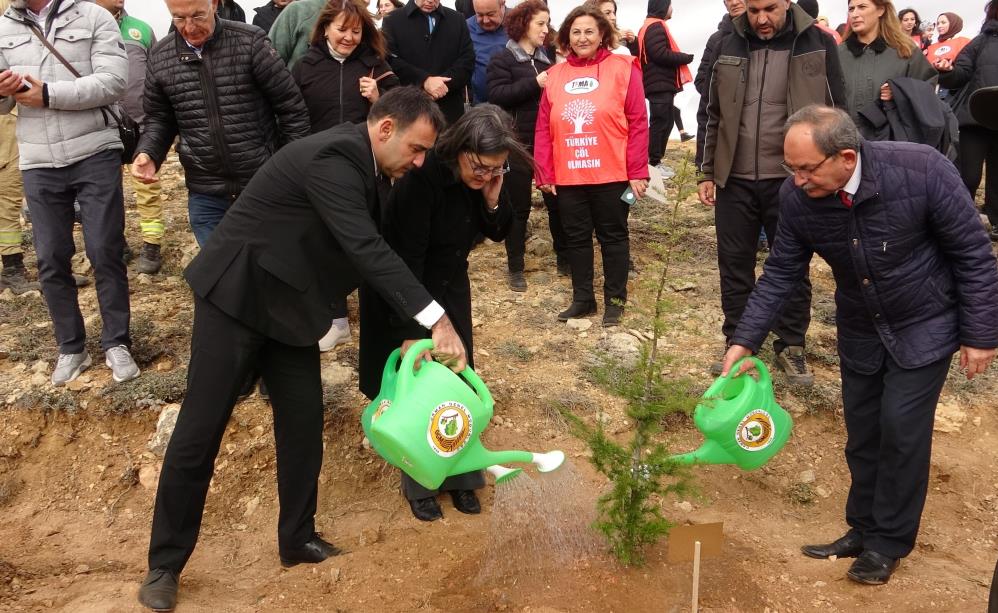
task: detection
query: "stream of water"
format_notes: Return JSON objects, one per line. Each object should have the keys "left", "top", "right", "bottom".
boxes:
{"left": 475, "top": 461, "right": 601, "bottom": 585}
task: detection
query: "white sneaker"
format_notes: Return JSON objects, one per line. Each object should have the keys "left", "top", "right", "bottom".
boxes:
{"left": 52, "top": 351, "right": 92, "bottom": 386}
{"left": 105, "top": 345, "right": 140, "bottom": 383}
{"left": 318, "top": 319, "right": 351, "bottom": 352}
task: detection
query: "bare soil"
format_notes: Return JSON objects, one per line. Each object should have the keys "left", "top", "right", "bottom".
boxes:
{"left": 0, "top": 144, "right": 995, "bottom": 612}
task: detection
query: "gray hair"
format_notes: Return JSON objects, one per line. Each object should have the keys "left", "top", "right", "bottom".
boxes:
{"left": 785, "top": 105, "right": 861, "bottom": 157}
{"left": 434, "top": 104, "right": 533, "bottom": 169}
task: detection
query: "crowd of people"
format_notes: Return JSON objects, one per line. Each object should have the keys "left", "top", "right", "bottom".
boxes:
{"left": 1, "top": 0, "right": 997, "bottom": 610}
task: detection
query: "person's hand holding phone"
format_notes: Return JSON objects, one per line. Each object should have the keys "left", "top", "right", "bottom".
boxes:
{"left": 0, "top": 69, "right": 25, "bottom": 97}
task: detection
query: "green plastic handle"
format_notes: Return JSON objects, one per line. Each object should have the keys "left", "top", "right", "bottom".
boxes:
{"left": 395, "top": 338, "right": 435, "bottom": 400}
{"left": 394, "top": 338, "right": 492, "bottom": 411}
{"left": 456, "top": 362, "right": 494, "bottom": 412}
{"left": 702, "top": 356, "right": 771, "bottom": 401}
{"left": 379, "top": 348, "right": 402, "bottom": 392}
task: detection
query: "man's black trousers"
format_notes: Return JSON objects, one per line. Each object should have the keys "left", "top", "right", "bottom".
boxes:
{"left": 840, "top": 353, "right": 950, "bottom": 559}
{"left": 714, "top": 177, "right": 811, "bottom": 350}
{"left": 148, "top": 295, "right": 324, "bottom": 573}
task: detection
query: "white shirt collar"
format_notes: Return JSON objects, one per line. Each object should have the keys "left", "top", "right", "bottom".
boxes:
{"left": 841, "top": 152, "right": 862, "bottom": 197}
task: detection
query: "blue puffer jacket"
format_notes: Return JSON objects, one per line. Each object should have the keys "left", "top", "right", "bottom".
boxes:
{"left": 732, "top": 140, "right": 998, "bottom": 374}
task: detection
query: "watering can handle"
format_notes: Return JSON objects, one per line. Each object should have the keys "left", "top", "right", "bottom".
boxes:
{"left": 380, "top": 348, "right": 402, "bottom": 392}
{"left": 394, "top": 338, "right": 494, "bottom": 411}
{"left": 702, "top": 356, "right": 772, "bottom": 400}
{"left": 396, "top": 338, "right": 435, "bottom": 400}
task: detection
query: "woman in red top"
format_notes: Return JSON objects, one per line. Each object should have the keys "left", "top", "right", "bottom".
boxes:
{"left": 534, "top": 5, "right": 649, "bottom": 326}
{"left": 926, "top": 12, "right": 971, "bottom": 63}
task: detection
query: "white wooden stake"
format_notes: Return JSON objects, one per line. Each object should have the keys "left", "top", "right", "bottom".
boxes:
{"left": 691, "top": 540, "right": 702, "bottom": 613}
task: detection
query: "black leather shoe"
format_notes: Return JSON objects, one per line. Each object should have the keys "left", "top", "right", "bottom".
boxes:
{"left": 450, "top": 489, "right": 481, "bottom": 515}
{"left": 279, "top": 533, "right": 342, "bottom": 568}
{"left": 558, "top": 301, "right": 597, "bottom": 321}
{"left": 847, "top": 550, "right": 899, "bottom": 585}
{"left": 138, "top": 568, "right": 179, "bottom": 612}
{"left": 409, "top": 496, "right": 443, "bottom": 521}
{"left": 801, "top": 532, "right": 864, "bottom": 559}
{"left": 603, "top": 305, "right": 624, "bottom": 327}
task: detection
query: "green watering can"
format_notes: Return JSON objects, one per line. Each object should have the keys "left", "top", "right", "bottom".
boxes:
{"left": 671, "top": 357, "right": 792, "bottom": 470}
{"left": 361, "top": 339, "right": 565, "bottom": 490}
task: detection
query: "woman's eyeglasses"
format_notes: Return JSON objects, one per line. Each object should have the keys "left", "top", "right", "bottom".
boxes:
{"left": 466, "top": 153, "right": 510, "bottom": 178}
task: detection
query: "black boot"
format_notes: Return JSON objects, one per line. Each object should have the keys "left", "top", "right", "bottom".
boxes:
{"left": 0, "top": 253, "right": 40, "bottom": 294}
{"left": 136, "top": 242, "right": 162, "bottom": 274}
{"left": 137, "top": 568, "right": 179, "bottom": 612}
{"left": 558, "top": 301, "right": 597, "bottom": 321}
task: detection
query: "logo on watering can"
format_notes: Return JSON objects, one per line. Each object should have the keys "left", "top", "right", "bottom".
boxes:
{"left": 735, "top": 410, "right": 775, "bottom": 451}
{"left": 372, "top": 399, "right": 391, "bottom": 424}
{"left": 427, "top": 402, "right": 473, "bottom": 457}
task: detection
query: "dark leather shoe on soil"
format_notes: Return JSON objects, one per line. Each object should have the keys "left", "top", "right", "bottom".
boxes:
{"left": 558, "top": 301, "right": 597, "bottom": 321}
{"left": 409, "top": 496, "right": 443, "bottom": 521}
{"left": 138, "top": 568, "right": 179, "bottom": 612}
{"left": 603, "top": 305, "right": 624, "bottom": 327}
{"left": 280, "top": 533, "right": 342, "bottom": 568}
{"left": 847, "top": 550, "right": 899, "bottom": 585}
{"left": 801, "top": 532, "right": 864, "bottom": 559}
{"left": 450, "top": 489, "right": 481, "bottom": 514}
{"left": 507, "top": 270, "right": 527, "bottom": 292}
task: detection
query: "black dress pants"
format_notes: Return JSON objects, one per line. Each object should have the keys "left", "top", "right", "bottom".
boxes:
{"left": 715, "top": 177, "right": 811, "bottom": 350}
{"left": 148, "top": 296, "right": 324, "bottom": 573}
{"left": 648, "top": 96, "right": 676, "bottom": 167}
{"left": 503, "top": 160, "right": 567, "bottom": 272}
{"left": 558, "top": 182, "right": 629, "bottom": 307}
{"left": 957, "top": 125, "right": 998, "bottom": 228}
{"left": 840, "top": 353, "right": 950, "bottom": 559}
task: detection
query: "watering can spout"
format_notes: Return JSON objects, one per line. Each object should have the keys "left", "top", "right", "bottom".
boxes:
{"left": 452, "top": 448, "right": 533, "bottom": 475}
{"left": 669, "top": 443, "right": 735, "bottom": 467}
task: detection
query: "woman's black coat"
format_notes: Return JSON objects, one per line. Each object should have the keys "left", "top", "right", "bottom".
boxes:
{"left": 292, "top": 43, "right": 399, "bottom": 132}
{"left": 486, "top": 43, "right": 552, "bottom": 149}
{"left": 358, "top": 150, "right": 512, "bottom": 399}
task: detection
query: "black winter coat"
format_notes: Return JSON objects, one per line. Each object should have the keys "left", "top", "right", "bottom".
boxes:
{"left": 732, "top": 140, "right": 998, "bottom": 373}
{"left": 252, "top": 2, "right": 284, "bottom": 34}
{"left": 292, "top": 43, "right": 399, "bottom": 132}
{"left": 695, "top": 15, "right": 733, "bottom": 167}
{"left": 358, "top": 150, "right": 511, "bottom": 398}
{"left": 939, "top": 20, "right": 998, "bottom": 127}
{"left": 856, "top": 77, "right": 959, "bottom": 160}
{"left": 382, "top": 2, "right": 475, "bottom": 125}
{"left": 139, "top": 20, "right": 311, "bottom": 198}
{"left": 217, "top": 0, "right": 246, "bottom": 23}
{"left": 638, "top": 21, "right": 694, "bottom": 99}
{"left": 486, "top": 42, "right": 552, "bottom": 150}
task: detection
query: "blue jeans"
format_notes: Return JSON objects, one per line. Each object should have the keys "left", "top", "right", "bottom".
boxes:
{"left": 187, "top": 191, "right": 235, "bottom": 247}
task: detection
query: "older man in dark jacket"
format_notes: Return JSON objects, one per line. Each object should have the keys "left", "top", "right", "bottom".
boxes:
{"left": 722, "top": 105, "right": 998, "bottom": 586}
{"left": 132, "top": 0, "right": 310, "bottom": 246}
{"left": 382, "top": 0, "right": 475, "bottom": 125}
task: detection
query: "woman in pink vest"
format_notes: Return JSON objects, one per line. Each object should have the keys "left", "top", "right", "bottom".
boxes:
{"left": 534, "top": 5, "right": 649, "bottom": 327}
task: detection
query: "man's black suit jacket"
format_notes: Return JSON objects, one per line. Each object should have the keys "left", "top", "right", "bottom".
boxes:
{"left": 184, "top": 122, "right": 435, "bottom": 347}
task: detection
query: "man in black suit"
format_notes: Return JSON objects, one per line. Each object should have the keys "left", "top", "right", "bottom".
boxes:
{"left": 382, "top": 0, "right": 476, "bottom": 125}
{"left": 138, "top": 87, "right": 464, "bottom": 612}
